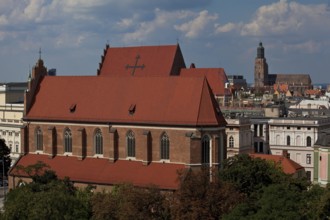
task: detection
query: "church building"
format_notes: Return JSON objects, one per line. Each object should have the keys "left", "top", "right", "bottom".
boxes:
{"left": 9, "top": 44, "right": 228, "bottom": 191}
{"left": 254, "top": 42, "right": 312, "bottom": 94}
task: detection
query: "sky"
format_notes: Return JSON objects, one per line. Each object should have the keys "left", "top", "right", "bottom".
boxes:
{"left": 1, "top": 0, "right": 330, "bottom": 84}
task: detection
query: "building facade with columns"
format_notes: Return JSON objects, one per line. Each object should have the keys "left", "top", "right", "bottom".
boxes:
{"left": 268, "top": 117, "right": 330, "bottom": 181}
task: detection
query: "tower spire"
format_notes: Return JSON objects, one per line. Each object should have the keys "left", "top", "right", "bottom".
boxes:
{"left": 39, "top": 47, "right": 42, "bottom": 60}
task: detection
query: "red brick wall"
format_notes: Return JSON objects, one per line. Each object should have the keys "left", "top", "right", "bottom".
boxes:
{"left": 25, "top": 123, "right": 226, "bottom": 166}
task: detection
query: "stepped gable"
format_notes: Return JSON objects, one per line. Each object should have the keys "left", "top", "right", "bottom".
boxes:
{"left": 180, "top": 67, "right": 230, "bottom": 96}
{"left": 25, "top": 75, "right": 226, "bottom": 127}
{"left": 98, "top": 44, "right": 186, "bottom": 77}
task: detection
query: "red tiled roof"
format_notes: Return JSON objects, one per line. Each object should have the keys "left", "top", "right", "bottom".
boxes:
{"left": 26, "top": 76, "right": 226, "bottom": 127}
{"left": 250, "top": 153, "right": 304, "bottom": 174}
{"left": 98, "top": 44, "right": 186, "bottom": 77}
{"left": 305, "top": 89, "right": 321, "bottom": 95}
{"left": 180, "top": 68, "right": 230, "bottom": 96}
{"left": 10, "top": 154, "right": 186, "bottom": 190}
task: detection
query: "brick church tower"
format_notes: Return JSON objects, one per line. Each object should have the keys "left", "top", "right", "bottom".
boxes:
{"left": 254, "top": 42, "right": 268, "bottom": 89}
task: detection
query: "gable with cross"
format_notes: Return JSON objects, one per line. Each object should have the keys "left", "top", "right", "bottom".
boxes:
{"left": 125, "top": 54, "right": 145, "bottom": 76}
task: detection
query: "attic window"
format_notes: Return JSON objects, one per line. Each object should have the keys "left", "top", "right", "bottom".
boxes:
{"left": 70, "top": 104, "right": 77, "bottom": 113}
{"left": 129, "top": 104, "right": 136, "bottom": 115}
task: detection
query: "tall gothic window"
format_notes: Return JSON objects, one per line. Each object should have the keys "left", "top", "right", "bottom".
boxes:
{"left": 201, "top": 135, "right": 210, "bottom": 164}
{"left": 94, "top": 129, "right": 103, "bottom": 154}
{"left": 229, "top": 136, "right": 234, "bottom": 148}
{"left": 35, "top": 127, "right": 43, "bottom": 151}
{"left": 160, "top": 133, "right": 170, "bottom": 160}
{"left": 126, "top": 130, "right": 135, "bottom": 157}
{"left": 287, "top": 135, "right": 291, "bottom": 146}
{"left": 64, "top": 128, "right": 72, "bottom": 153}
{"left": 307, "top": 136, "right": 312, "bottom": 147}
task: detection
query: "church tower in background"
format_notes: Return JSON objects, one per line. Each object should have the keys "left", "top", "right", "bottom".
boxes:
{"left": 254, "top": 42, "right": 268, "bottom": 90}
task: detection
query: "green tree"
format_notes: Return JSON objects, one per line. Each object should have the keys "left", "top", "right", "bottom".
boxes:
{"left": 92, "top": 183, "right": 170, "bottom": 220}
{"left": 219, "top": 154, "right": 295, "bottom": 195}
{"left": 224, "top": 183, "right": 305, "bottom": 220}
{"left": 0, "top": 138, "right": 12, "bottom": 177}
{"left": 171, "top": 168, "right": 244, "bottom": 219}
{"left": 3, "top": 162, "right": 92, "bottom": 220}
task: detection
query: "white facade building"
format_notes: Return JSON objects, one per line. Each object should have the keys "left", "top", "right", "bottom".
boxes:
{"left": 268, "top": 117, "right": 330, "bottom": 181}
{"left": 251, "top": 118, "right": 270, "bottom": 154}
{"left": 226, "top": 118, "right": 253, "bottom": 158}
{"left": 0, "top": 83, "right": 26, "bottom": 165}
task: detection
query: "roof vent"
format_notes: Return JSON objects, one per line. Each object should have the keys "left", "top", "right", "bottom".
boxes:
{"left": 129, "top": 104, "right": 136, "bottom": 115}
{"left": 70, "top": 104, "right": 77, "bottom": 113}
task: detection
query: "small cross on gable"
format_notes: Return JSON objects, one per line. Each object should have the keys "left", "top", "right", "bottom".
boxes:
{"left": 125, "top": 54, "right": 145, "bottom": 75}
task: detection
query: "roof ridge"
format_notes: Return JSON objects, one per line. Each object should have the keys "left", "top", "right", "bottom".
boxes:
{"left": 195, "top": 77, "right": 207, "bottom": 126}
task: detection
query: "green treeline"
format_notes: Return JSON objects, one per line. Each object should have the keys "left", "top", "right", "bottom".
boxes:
{"left": 2, "top": 154, "right": 330, "bottom": 220}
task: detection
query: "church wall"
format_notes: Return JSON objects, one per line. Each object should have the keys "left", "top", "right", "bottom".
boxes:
{"left": 24, "top": 122, "right": 226, "bottom": 168}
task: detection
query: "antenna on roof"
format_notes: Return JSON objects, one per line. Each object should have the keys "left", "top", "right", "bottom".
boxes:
{"left": 38, "top": 47, "right": 42, "bottom": 59}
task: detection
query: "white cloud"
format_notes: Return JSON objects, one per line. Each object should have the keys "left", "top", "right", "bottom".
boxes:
{"left": 174, "top": 10, "right": 218, "bottom": 38}
{"left": 214, "top": 22, "right": 240, "bottom": 34}
{"left": 241, "top": 0, "right": 330, "bottom": 37}
{"left": 283, "top": 40, "right": 321, "bottom": 54}
{"left": 121, "top": 8, "right": 189, "bottom": 43}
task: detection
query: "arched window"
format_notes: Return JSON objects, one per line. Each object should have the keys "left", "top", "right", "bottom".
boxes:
{"left": 160, "top": 133, "right": 170, "bottom": 160}
{"left": 307, "top": 136, "right": 312, "bottom": 147}
{"left": 229, "top": 136, "right": 234, "bottom": 148}
{"left": 287, "top": 136, "right": 291, "bottom": 146}
{"left": 126, "top": 130, "right": 135, "bottom": 157}
{"left": 201, "top": 135, "right": 210, "bottom": 164}
{"left": 64, "top": 129, "right": 72, "bottom": 153}
{"left": 296, "top": 135, "right": 301, "bottom": 146}
{"left": 94, "top": 129, "right": 103, "bottom": 154}
{"left": 35, "top": 127, "right": 43, "bottom": 151}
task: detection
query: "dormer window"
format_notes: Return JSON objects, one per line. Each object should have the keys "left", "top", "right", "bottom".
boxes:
{"left": 129, "top": 104, "right": 136, "bottom": 115}
{"left": 70, "top": 104, "right": 76, "bottom": 113}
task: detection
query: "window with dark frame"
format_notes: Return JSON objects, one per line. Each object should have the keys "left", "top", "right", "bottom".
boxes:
{"left": 306, "top": 154, "right": 311, "bottom": 164}
{"left": 94, "top": 129, "right": 103, "bottom": 155}
{"left": 201, "top": 135, "right": 210, "bottom": 164}
{"left": 160, "top": 133, "right": 170, "bottom": 160}
{"left": 127, "top": 130, "right": 135, "bottom": 157}
{"left": 64, "top": 129, "right": 72, "bottom": 153}
{"left": 35, "top": 127, "right": 43, "bottom": 151}
{"left": 229, "top": 136, "right": 234, "bottom": 148}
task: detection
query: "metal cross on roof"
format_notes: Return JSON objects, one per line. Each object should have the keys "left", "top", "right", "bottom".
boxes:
{"left": 125, "top": 54, "right": 145, "bottom": 76}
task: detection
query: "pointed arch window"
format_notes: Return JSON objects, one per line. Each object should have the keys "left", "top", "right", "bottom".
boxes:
{"left": 229, "top": 136, "right": 234, "bottom": 148}
{"left": 160, "top": 133, "right": 170, "bottom": 160}
{"left": 64, "top": 129, "right": 72, "bottom": 153}
{"left": 202, "top": 135, "right": 210, "bottom": 164}
{"left": 35, "top": 127, "right": 43, "bottom": 151}
{"left": 94, "top": 129, "right": 103, "bottom": 155}
{"left": 307, "top": 136, "right": 312, "bottom": 147}
{"left": 126, "top": 130, "right": 135, "bottom": 157}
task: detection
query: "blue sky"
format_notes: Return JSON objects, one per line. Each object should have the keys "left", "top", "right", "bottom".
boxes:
{"left": 1, "top": 0, "right": 329, "bottom": 84}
